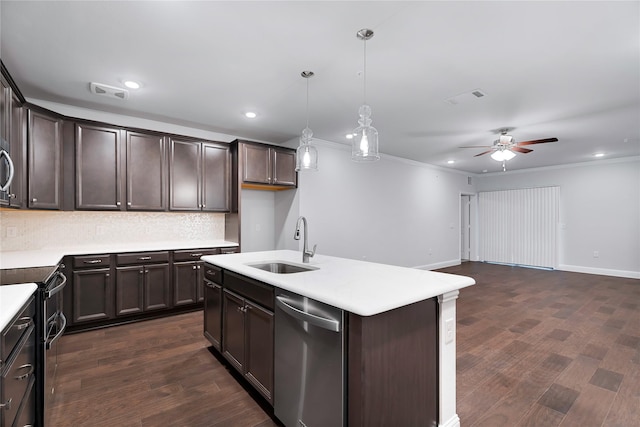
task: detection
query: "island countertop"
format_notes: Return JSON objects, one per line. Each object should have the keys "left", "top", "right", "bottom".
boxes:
{"left": 201, "top": 250, "right": 475, "bottom": 316}
{"left": 0, "top": 283, "right": 37, "bottom": 331}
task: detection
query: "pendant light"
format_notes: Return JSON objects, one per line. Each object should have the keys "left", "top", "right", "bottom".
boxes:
{"left": 352, "top": 28, "right": 379, "bottom": 162}
{"left": 296, "top": 71, "right": 318, "bottom": 171}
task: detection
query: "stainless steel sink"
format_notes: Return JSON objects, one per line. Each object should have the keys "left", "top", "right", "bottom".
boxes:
{"left": 247, "top": 262, "right": 318, "bottom": 274}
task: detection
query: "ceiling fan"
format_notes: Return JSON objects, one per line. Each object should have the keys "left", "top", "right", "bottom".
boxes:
{"left": 460, "top": 129, "right": 558, "bottom": 170}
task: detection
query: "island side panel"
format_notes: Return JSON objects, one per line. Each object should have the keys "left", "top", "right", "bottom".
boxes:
{"left": 348, "top": 297, "right": 439, "bottom": 427}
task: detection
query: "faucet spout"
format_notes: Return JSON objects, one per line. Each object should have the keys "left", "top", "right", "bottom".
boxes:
{"left": 294, "top": 216, "right": 316, "bottom": 263}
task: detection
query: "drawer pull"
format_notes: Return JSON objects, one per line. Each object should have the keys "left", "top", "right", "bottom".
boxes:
{"left": 84, "top": 259, "right": 102, "bottom": 264}
{"left": 14, "top": 364, "right": 34, "bottom": 380}
{"left": 16, "top": 317, "right": 33, "bottom": 330}
{"left": 205, "top": 282, "right": 216, "bottom": 289}
{"left": 0, "top": 397, "right": 11, "bottom": 410}
{"left": 190, "top": 253, "right": 203, "bottom": 257}
{"left": 138, "top": 256, "right": 152, "bottom": 261}
{"left": 206, "top": 270, "right": 217, "bottom": 276}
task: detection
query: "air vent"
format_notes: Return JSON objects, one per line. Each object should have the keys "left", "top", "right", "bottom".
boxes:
{"left": 445, "top": 88, "right": 487, "bottom": 105}
{"left": 90, "top": 82, "right": 129, "bottom": 100}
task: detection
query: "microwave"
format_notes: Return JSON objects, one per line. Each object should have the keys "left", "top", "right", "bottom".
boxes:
{"left": 0, "top": 137, "right": 15, "bottom": 205}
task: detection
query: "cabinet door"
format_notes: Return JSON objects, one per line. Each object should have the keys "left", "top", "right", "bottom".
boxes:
{"left": 0, "top": 76, "right": 8, "bottom": 142}
{"left": 222, "top": 289, "right": 245, "bottom": 372}
{"left": 73, "top": 268, "right": 113, "bottom": 323}
{"left": 28, "top": 110, "right": 63, "bottom": 209}
{"left": 144, "top": 263, "right": 171, "bottom": 311}
{"left": 272, "top": 148, "right": 297, "bottom": 186}
{"left": 76, "top": 123, "right": 123, "bottom": 210}
{"left": 202, "top": 143, "right": 230, "bottom": 212}
{"left": 173, "top": 261, "right": 199, "bottom": 306}
{"left": 169, "top": 138, "right": 200, "bottom": 210}
{"left": 245, "top": 300, "right": 274, "bottom": 402}
{"left": 115, "top": 266, "right": 144, "bottom": 316}
{"left": 203, "top": 280, "right": 222, "bottom": 350}
{"left": 126, "top": 131, "right": 166, "bottom": 210}
{"left": 242, "top": 144, "right": 271, "bottom": 184}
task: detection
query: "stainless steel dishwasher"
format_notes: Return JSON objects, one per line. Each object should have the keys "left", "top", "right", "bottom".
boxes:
{"left": 274, "top": 289, "right": 345, "bottom": 427}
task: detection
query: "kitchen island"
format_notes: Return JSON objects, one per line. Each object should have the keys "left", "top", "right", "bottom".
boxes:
{"left": 202, "top": 250, "right": 475, "bottom": 427}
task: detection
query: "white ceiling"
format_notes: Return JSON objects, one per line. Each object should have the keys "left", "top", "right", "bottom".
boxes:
{"left": 1, "top": 1, "right": 638, "bottom": 174}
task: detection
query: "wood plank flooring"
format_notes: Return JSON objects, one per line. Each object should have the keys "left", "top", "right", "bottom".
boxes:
{"left": 50, "top": 262, "right": 640, "bottom": 426}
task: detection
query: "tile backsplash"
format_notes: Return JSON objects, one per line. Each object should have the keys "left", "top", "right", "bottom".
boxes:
{"left": 0, "top": 210, "right": 226, "bottom": 251}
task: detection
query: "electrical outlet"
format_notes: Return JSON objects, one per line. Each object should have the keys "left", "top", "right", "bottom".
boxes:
{"left": 593, "top": 251, "right": 599, "bottom": 258}
{"left": 445, "top": 318, "right": 455, "bottom": 344}
{"left": 6, "top": 226, "right": 17, "bottom": 238}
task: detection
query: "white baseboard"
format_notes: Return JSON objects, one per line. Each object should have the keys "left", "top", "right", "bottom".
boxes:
{"left": 440, "top": 414, "right": 461, "bottom": 427}
{"left": 414, "top": 259, "right": 461, "bottom": 271}
{"left": 558, "top": 264, "right": 640, "bottom": 280}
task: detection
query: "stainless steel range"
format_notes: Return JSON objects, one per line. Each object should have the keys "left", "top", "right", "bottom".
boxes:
{"left": 0, "top": 262, "right": 67, "bottom": 426}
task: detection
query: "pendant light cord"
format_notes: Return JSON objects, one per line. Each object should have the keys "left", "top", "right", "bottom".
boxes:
{"left": 306, "top": 77, "right": 310, "bottom": 129}
{"left": 363, "top": 38, "right": 367, "bottom": 105}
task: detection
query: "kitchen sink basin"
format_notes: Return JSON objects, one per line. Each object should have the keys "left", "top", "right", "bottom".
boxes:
{"left": 247, "top": 261, "right": 318, "bottom": 274}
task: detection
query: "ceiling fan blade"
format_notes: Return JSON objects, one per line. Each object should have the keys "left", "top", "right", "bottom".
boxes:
{"left": 474, "top": 149, "right": 494, "bottom": 157}
{"left": 459, "top": 145, "right": 492, "bottom": 148}
{"left": 511, "top": 146, "right": 533, "bottom": 154}
{"left": 516, "top": 137, "right": 558, "bottom": 146}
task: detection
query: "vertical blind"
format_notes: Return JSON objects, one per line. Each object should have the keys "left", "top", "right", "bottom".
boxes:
{"left": 479, "top": 186, "right": 559, "bottom": 269}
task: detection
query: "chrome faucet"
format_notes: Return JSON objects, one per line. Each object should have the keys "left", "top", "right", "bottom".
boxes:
{"left": 294, "top": 216, "right": 317, "bottom": 263}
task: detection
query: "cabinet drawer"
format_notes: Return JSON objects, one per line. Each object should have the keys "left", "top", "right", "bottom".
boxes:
{"left": 1, "top": 325, "right": 35, "bottom": 427}
{"left": 224, "top": 271, "right": 274, "bottom": 311}
{"left": 203, "top": 264, "right": 223, "bottom": 285}
{"left": 173, "top": 248, "right": 220, "bottom": 262}
{"left": 117, "top": 251, "right": 169, "bottom": 266}
{"left": 1, "top": 296, "right": 34, "bottom": 367}
{"left": 72, "top": 254, "right": 111, "bottom": 269}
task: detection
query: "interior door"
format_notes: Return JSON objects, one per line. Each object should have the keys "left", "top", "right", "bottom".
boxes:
{"left": 461, "top": 195, "right": 471, "bottom": 261}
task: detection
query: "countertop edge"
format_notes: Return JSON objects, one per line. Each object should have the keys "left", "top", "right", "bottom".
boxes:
{"left": 0, "top": 283, "right": 37, "bottom": 331}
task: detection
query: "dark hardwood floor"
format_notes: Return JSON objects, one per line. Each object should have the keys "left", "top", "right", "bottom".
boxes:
{"left": 51, "top": 262, "right": 639, "bottom": 426}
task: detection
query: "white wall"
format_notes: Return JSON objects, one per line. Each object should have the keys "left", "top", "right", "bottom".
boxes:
{"left": 278, "top": 140, "right": 476, "bottom": 269}
{"left": 240, "top": 190, "right": 276, "bottom": 252}
{"left": 476, "top": 157, "right": 640, "bottom": 278}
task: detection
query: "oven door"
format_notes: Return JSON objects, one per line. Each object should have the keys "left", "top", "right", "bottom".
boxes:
{"left": 42, "top": 270, "right": 67, "bottom": 426}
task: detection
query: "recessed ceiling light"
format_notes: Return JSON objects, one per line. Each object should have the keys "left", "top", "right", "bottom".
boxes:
{"left": 594, "top": 153, "right": 605, "bottom": 158}
{"left": 346, "top": 133, "right": 354, "bottom": 139}
{"left": 124, "top": 80, "right": 140, "bottom": 89}
{"left": 447, "top": 160, "right": 455, "bottom": 164}
{"left": 245, "top": 112, "right": 257, "bottom": 119}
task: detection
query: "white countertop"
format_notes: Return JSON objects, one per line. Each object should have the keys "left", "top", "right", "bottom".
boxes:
{"left": 201, "top": 250, "right": 475, "bottom": 316}
{"left": 0, "top": 240, "right": 238, "bottom": 270}
{"left": 0, "top": 283, "right": 37, "bottom": 331}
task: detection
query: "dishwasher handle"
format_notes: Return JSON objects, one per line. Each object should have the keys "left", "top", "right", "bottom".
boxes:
{"left": 276, "top": 295, "right": 341, "bottom": 332}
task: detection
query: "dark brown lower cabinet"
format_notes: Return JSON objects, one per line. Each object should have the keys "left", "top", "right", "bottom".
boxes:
{"left": 115, "top": 263, "right": 170, "bottom": 316}
{"left": 173, "top": 262, "right": 202, "bottom": 306}
{"left": 72, "top": 268, "right": 114, "bottom": 323}
{"left": 222, "top": 288, "right": 274, "bottom": 403}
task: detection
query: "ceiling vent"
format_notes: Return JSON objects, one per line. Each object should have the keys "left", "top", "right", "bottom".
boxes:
{"left": 445, "top": 88, "right": 487, "bottom": 105}
{"left": 89, "top": 82, "right": 129, "bottom": 100}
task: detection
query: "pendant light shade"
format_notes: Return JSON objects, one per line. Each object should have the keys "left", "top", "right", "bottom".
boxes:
{"left": 352, "top": 29, "right": 380, "bottom": 162}
{"left": 296, "top": 71, "right": 318, "bottom": 171}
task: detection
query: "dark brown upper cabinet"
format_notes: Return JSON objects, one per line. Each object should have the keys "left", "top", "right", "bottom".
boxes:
{"left": 240, "top": 142, "right": 297, "bottom": 189}
{"left": 75, "top": 123, "right": 123, "bottom": 210}
{"left": 169, "top": 138, "right": 230, "bottom": 212}
{"left": 126, "top": 131, "right": 167, "bottom": 210}
{"left": 28, "top": 109, "right": 63, "bottom": 209}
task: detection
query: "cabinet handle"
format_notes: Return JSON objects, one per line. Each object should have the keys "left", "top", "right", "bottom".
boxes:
{"left": 197, "top": 265, "right": 201, "bottom": 270}
{"left": 138, "top": 256, "right": 152, "bottom": 261}
{"left": 139, "top": 270, "right": 144, "bottom": 274}
{"left": 8, "top": 193, "right": 15, "bottom": 199}
{"left": 116, "top": 201, "right": 121, "bottom": 206}
{"left": 14, "top": 364, "right": 34, "bottom": 380}
{"left": 0, "top": 397, "right": 12, "bottom": 410}
{"left": 15, "top": 317, "right": 33, "bottom": 331}
{"left": 237, "top": 306, "right": 247, "bottom": 313}
{"left": 127, "top": 202, "right": 132, "bottom": 206}
{"left": 31, "top": 198, "right": 37, "bottom": 203}
{"left": 204, "top": 281, "right": 216, "bottom": 289}
{"left": 192, "top": 266, "right": 197, "bottom": 270}
{"left": 144, "top": 270, "right": 149, "bottom": 274}
{"left": 84, "top": 259, "right": 102, "bottom": 264}
{"left": 202, "top": 204, "right": 206, "bottom": 208}
{"left": 190, "top": 253, "right": 203, "bottom": 257}
{"left": 206, "top": 270, "right": 216, "bottom": 276}
{"left": 105, "top": 273, "right": 110, "bottom": 278}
